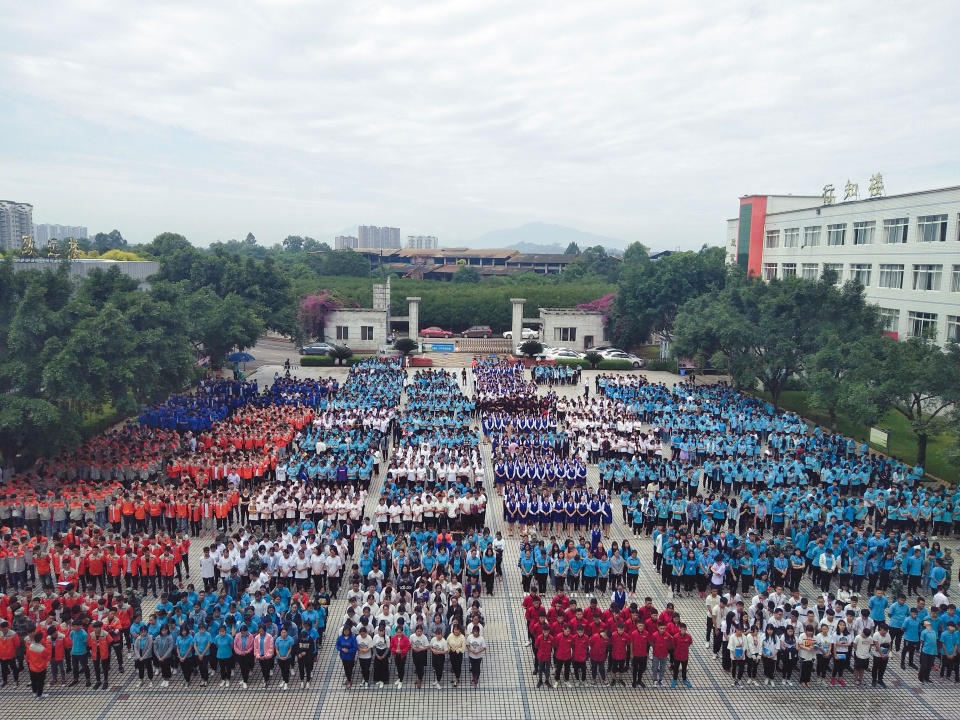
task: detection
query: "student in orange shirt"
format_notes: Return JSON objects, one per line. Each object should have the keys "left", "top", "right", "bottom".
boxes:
{"left": 26, "top": 631, "right": 51, "bottom": 698}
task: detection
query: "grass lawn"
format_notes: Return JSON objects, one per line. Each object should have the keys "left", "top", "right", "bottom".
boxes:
{"left": 752, "top": 390, "right": 957, "bottom": 484}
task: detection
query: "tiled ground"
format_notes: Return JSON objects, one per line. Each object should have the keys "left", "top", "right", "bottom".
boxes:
{"left": 4, "top": 366, "right": 959, "bottom": 720}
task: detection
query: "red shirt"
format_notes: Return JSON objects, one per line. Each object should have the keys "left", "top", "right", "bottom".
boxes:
{"left": 628, "top": 628, "right": 650, "bottom": 657}
{"left": 672, "top": 631, "right": 693, "bottom": 662}
{"left": 610, "top": 631, "right": 630, "bottom": 660}
{"left": 588, "top": 633, "right": 609, "bottom": 662}
{"left": 535, "top": 633, "right": 554, "bottom": 662}
{"left": 553, "top": 632, "right": 574, "bottom": 661}
{"left": 572, "top": 632, "right": 590, "bottom": 662}
{"left": 650, "top": 631, "right": 674, "bottom": 659}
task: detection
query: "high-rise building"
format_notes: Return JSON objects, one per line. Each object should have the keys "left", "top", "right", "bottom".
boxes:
{"left": 334, "top": 235, "right": 359, "bottom": 249}
{"left": 0, "top": 200, "right": 34, "bottom": 252}
{"left": 33, "top": 223, "right": 88, "bottom": 247}
{"left": 358, "top": 225, "right": 401, "bottom": 250}
{"left": 405, "top": 235, "right": 439, "bottom": 250}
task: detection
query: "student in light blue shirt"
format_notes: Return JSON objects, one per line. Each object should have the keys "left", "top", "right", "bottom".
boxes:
{"left": 940, "top": 621, "right": 959, "bottom": 682}
{"left": 275, "top": 628, "right": 296, "bottom": 689}
{"left": 918, "top": 620, "right": 939, "bottom": 683}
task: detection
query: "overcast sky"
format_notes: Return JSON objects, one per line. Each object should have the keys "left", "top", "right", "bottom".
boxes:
{"left": 1, "top": 1, "right": 958, "bottom": 250}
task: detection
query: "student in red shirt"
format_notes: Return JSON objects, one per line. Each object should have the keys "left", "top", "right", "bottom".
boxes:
{"left": 671, "top": 622, "right": 694, "bottom": 687}
{"left": 609, "top": 622, "right": 630, "bottom": 686}
{"left": 588, "top": 628, "right": 610, "bottom": 686}
{"left": 571, "top": 624, "right": 590, "bottom": 687}
{"left": 649, "top": 621, "right": 675, "bottom": 687}
{"left": 628, "top": 622, "right": 651, "bottom": 687}
{"left": 534, "top": 625, "right": 553, "bottom": 687}
{"left": 552, "top": 625, "right": 574, "bottom": 687}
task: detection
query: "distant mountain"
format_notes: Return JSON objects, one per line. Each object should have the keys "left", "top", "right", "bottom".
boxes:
{"left": 465, "top": 222, "right": 627, "bottom": 253}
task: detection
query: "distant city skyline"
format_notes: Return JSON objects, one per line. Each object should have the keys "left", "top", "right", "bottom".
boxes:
{"left": 1, "top": 3, "right": 958, "bottom": 250}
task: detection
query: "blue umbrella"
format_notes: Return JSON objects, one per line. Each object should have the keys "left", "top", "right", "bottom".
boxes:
{"left": 227, "top": 351, "right": 255, "bottom": 363}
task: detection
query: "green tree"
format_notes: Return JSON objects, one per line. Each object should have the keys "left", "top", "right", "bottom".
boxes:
{"left": 322, "top": 249, "right": 371, "bottom": 277}
{"left": 583, "top": 351, "right": 603, "bottom": 369}
{"left": 452, "top": 266, "right": 482, "bottom": 284}
{"left": 93, "top": 229, "right": 127, "bottom": 254}
{"left": 866, "top": 337, "right": 960, "bottom": 469}
{"left": 621, "top": 241, "right": 650, "bottom": 266}
{"left": 328, "top": 344, "right": 354, "bottom": 366}
{"left": 673, "top": 270, "right": 878, "bottom": 410}
{"left": 613, "top": 245, "right": 726, "bottom": 347}
{"left": 282, "top": 235, "right": 304, "bottom": 252}
{"left": 185, "top": 289, "right": 265, "bottom": 369}
{"left": 393, "top": 337, "right": 419, "bottom": 363}
{"left": 519, "top": 340, "right": 544, "bottom": 359}
{"left": 564, "top": 242, "right": 581, "bottom": 255}
{"left": 562, "top": 246, "right": 621, "bottom": 283}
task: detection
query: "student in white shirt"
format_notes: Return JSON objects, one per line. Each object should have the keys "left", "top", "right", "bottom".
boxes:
{"left": 466, "top": 626, "right": 486, "bottom": 687}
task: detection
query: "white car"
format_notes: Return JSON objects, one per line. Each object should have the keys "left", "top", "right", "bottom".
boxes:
{"left": 601, "top": 350, "right": 645, "bottom": 368}
{"left": 596, "top": 347, "right": 627, "bottom": 356}
{"left": 503, "top": 328, "right": 540, "bottom": 340}
{"left": 546, "top": 348, "right": 585, "bottom": 360}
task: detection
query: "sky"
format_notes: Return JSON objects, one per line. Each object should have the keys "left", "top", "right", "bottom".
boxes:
{"left": 1, "top": 0, "right": 958, "bottom": 251}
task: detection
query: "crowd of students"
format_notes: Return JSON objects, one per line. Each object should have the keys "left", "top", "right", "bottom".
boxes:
{"left": 6, "top": 350, "right": 960, "bottom": 706}
{"left": 0, "top": 359, "right": 413, "bottom": 700}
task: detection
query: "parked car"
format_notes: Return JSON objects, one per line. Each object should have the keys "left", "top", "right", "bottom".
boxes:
{"left": 461, "top": 325, "right": 493, "bottom": 338}
{"left": 546, "top": 348, "right": 584, "bottom": 360}
{"left": 594, "top": 346, "right": 627, "bottom": 355}
{"left": 502, "top": 328, "right": 539, "bottom": 340}
{"left": 420, "top": 326, "right": 454, "bottom": 338}
{"left": 299, "top": 341, "right": 350, "bottom": 356}
{"left": 601, "top": 350, "right": 645, "bottom": 368}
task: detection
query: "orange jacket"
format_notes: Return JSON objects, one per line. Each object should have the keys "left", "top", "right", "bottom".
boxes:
{"left": 0, "top": 631, "right": 21, "bottom": 660}
{"left": 26, "top": 641, "right": 51, "bottom": 672}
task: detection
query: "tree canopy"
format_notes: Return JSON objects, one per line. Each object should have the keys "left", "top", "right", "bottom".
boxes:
{"left": 0, "top": 262, "right": 197, "bottom": 467}
{"left": 613, "top": 244, "right": 726, "bottom": 346}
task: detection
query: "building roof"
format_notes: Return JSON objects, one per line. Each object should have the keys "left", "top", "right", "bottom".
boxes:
{"left": 539, "top": 307, "right": 603, "bottom": 316}
{"left": 508, "top": 253, "right": 576, "bottom": 264}
{"left": 748, "top": 185, "right": 960, "bottom": 218}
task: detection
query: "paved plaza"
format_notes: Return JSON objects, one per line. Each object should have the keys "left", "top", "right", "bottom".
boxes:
{"left": 3, "top": 365, "right": 959, "bottom": 720}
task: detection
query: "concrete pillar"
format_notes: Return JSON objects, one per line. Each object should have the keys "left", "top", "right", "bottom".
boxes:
{"left": 407, "top": 297, "right": 421, "bottom": 339}
{"left": 511, "top": 298, "right": 525, "bottom": 346}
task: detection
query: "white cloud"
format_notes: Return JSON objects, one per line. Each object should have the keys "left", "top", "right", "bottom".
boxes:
{"left": 1, "top": 0, "right": 958, "bottom": 247}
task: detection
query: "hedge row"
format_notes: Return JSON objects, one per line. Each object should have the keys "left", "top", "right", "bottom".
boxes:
{"left": 300, "top": 355, "right": 335, "bottom": 366}
{"left": 644, "top": 359, "right": 675, "bottom": 372}
{"left": 300, "top": 355, "right": 376, "bottom": 367}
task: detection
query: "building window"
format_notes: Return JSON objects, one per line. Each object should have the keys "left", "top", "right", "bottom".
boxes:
{"left": 879, "top": 308, "right": 900, "bottom": 333}
{"left": 912, "top": 264, "right": 943, "bottom": 291}
{"left": 361, "top": 326, "right": 374, "bottom": 341}
{"left": 952, "top": 265, "right": 960, "bottom": 292}
{"left": 335, "top": 326, "right": 349, "bottom": 340}
{"left": 803, "top": 226, "right": 821, "bottom": 247}
{"left": 948, "top": 316, "right": 960, "bottom": 344}
{"left": 917, "top": 214, "right": 948, "bottom": 242}
{"left": 783, "top": 228, "right": 800, "bottom": 248}
{"left": 781, "top": 263, "right": 797, "bottom": 278}
{"left": 824, "top": 263, "right": 843, "bottom": 284}
{"left": 801, "top": 263, "right": 819, "bottom": 280}
{"left": 762, "top": 263, "right": 777, "bottom": 280}
{"left": 852, "top": 221, "right": 876, "bottom": 245}
{"left": 554, "top": 327, "right": 577, "bottom": 343}
{"left": 826, "top": 224, "right": 846, "bottom": 246}
{"left": 883, "top": 218, "right": 908, "bottom": 244}
{"left": 765, "top": 230, "right": 780, "bottom": 248}
{"left": 878, "top": 264, "right": 904, "bottom": 289}
{"left": 850, "top": 264, "right": 872, "bottom": 286}
{"left": 908, "top": 311, "right": 937, "bottom": 338}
